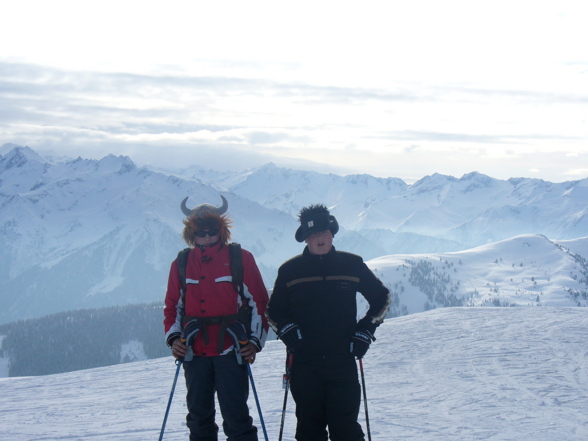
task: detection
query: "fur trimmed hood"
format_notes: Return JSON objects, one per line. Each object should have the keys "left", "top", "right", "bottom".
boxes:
{"left": 182, "top": 212, "right": 232, "bottom": 247}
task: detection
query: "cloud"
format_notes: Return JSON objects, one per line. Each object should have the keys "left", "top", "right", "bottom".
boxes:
{"left": 1, "top": 61, "right": 587, "bottom": 183}
{"left": 565, "top": 168, "right": 588, "bottom": 178}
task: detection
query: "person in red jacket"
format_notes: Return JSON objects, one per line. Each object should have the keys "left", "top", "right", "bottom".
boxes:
{"left": 164, "top": 195, "right": 269, "bottom": 441}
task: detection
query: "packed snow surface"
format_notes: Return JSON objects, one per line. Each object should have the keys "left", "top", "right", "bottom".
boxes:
{"left": 1, "top": 307, "right": 587, "bottom": 440}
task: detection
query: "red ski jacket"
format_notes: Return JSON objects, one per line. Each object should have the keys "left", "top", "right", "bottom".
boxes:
{"left": 164, "top": 242, "right": 269, "bottom": 356}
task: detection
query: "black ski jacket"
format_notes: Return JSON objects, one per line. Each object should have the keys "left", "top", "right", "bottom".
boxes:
{"left": 267, "top": 246, "right": 390, "bottom": 362}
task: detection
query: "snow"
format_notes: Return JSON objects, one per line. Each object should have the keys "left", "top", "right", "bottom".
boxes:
{"left": 119, "top": 340, "right": 148, "bottom": 364}
{"left": 1, "top": 307, "right": 587, "bottom": 440}
{"left": 2, "top": 145, "right": 588, "bottom": 439}
{"left": 367, "top": 234, "right": 588, "bottom": 316}
{"left": 3, "top": 144, "right": 588, "bottom": 325}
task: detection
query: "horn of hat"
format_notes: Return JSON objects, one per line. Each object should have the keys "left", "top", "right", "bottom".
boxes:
{"left": 181, "top": 195, "right": 228, "bottom": 218}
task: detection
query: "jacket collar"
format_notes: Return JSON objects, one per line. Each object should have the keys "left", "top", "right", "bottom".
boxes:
{"left": 194, "top": 241, "right": 224, "bottom": 259}
{"left": 303, "top": 245, "right": 336, "bottom": 260}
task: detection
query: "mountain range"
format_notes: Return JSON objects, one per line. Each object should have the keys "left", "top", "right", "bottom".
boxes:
{"left": 1, "top": 143, "right": 587, "bottom": 324}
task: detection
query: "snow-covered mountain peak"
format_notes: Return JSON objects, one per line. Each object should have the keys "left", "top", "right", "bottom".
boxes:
{"left": 0, "top": 145, "right": 46, "bottom": 171}
{"left": 459, "top": 170, "right": 487, "bottom": 180}
{"left": 257, "top": 162, "right": 279, "bottom": 172}
{"left": 411, "top": 172, "right": 458, "bottom": 190}
{"left": 95, "top": 153, "right": 137, "bottom": 174}
{"left": 0, "top": 143, "right": 26, "bottom": 156}
{"left": 1, "top": 145, "right": 588, "bottom": 325}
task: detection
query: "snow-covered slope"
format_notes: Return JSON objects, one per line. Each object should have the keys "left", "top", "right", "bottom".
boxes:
{"left": 0, "top": 307, "right": 586, "bottom": 441}
{"left": 369, "top": 234, "right": 588, "bottom": 317}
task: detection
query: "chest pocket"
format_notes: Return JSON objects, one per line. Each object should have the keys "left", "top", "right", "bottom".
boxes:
{"left": 336, "top": 280, "right": 353, "bottom": 292}
{"left": 327, "top": 275, "right": 359, "bottom": 294}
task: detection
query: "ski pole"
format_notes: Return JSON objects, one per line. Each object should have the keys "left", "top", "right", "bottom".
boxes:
{"left": 227, "top": 323, "right": 269, "bottom": 441}
{"left": 359, "top": 358, "right": 372, "bottom": 441}
{"left": 278, "top": 352, "right": 294, "bottom": 441}
{"left": 247, "top": 363, "right": 269, "bottom": 441}
{"left": 159, "top": 359, "right": 182, "bottom": 441}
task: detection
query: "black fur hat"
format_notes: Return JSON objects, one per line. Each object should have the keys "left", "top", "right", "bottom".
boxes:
{"left": 295, "top": 204, "right": 339, "bottom": 242}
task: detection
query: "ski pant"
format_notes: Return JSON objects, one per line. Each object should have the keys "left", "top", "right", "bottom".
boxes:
{"left": 183, "top": 353, "right": 258, "bottom": 441}
{"left": 290, "top": 355, "right": 364, "bottom": 441}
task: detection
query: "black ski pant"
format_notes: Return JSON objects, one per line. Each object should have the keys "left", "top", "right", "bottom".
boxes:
{"left": 183, "top": 353, "right": 258, "bottom": 441}
{"left": 290, "top": 355, "right": 364, "bottom": 441}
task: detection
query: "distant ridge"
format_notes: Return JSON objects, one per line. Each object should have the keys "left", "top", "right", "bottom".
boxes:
{"left": 1, "top": 144, "right": 587, "bottom": 324}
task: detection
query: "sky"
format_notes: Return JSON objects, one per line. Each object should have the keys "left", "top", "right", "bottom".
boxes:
{"left": 1, "top": 0, "right": 587, "bottom": 183}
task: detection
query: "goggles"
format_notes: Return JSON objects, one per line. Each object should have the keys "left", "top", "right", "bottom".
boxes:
{"left": 194, "top": 229, "right": 219, "bottom": 238}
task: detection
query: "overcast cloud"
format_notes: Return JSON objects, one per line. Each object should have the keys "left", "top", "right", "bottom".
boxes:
{"left": 1, "top": 1, "right": 587, "bottom": 182}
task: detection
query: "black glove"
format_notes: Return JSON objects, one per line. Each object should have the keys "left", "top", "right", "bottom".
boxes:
{"left": 181, "top": 319, "right": 201, "bottom": 361}
{"left": 278, "top": 323, "right": 303, "bottom": 353}
{"left": 249, "top": 335, "right": 262, "bottom": 352}
{"left": 227, "top": 321, "right": 249, "bottom": 347}
{"left": 227, "top": 321, "right": 250, "bottom": 365}
{"left": 182, "top": 319, "right": 201, "bottom": 346}
{"left": 350, "top": 327, "right": 375, "bottom": 359}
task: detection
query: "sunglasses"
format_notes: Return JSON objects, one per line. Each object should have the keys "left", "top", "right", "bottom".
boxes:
{"left": 194, "top": 229, "right": 219, "bottom": 238}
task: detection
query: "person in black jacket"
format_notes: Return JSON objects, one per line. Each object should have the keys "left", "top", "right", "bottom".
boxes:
{"left": 266, "top": 204, "right": 391, "bottom": 441}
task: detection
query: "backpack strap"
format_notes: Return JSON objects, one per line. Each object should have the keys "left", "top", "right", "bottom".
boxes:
{"left": 229, "top": 243, "right": 252, "bottom": 332}
{"left": 229, "top": 243, "right": 246, "bottom": 303}
{"left": 176, "top": 247, "right": 191, "bottom": 293}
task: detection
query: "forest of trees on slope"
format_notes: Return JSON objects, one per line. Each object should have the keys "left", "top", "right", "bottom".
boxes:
{"left": 0, "top": 303, "right": 169, "bottom": 377}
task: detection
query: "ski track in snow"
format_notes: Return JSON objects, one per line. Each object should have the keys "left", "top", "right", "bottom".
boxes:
{"left": 0, "top": 307, "right": 587, "bottom": 440}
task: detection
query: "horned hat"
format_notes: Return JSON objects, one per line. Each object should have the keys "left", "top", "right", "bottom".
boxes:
{"left": 181, "top": 195, "right": 232, "bottom": 246}
{"left": 181, "top": 195, "right": 228, "bottom": 218}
